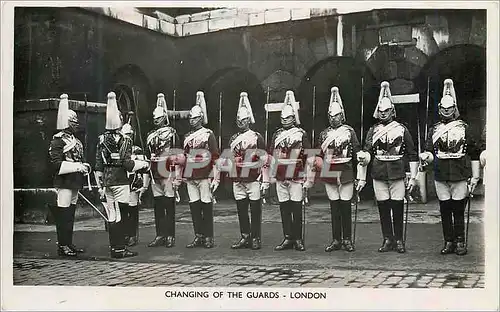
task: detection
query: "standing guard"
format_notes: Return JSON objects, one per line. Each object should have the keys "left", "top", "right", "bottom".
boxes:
{"left": 419, "top": 79, "right": 480, "bottom": 256}
{"left": 94, "top": 92, "right": 149, "bottom": 258}
{"left": 183, "top": 91, "right": 220, "bottom": 249}
{"left": 360, "top": 81, "right": 419, "bottom": 254}
{"left": 227, "top": 92, "right": 267, "bottom": 250}
{"left": 147, "top": 93, "right": 183, "bottom": 248}
{"left": 48, "top": 94, "right": 89, "bottom": 257}
{"left": 269, "top": 90, "right": 314, "bottom": 252}
{"left": 314, "top": 87, "right": 367, "bottom": 252}
{"left": 121, "top": 113, "right": 150, "bottom": 246}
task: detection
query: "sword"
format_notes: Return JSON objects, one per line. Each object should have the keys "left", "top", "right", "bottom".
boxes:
{"left": 403, "top": 190, "right": 410, "bottom": 247}
{"left": 262, "top": 87, "right": 271, "bottom": 205}
{"left": 77, "top": 191, "right": 109, "bottom": 222}
{"left": 465, "top": 188, "right": 474, "bottom": 251}
{"left": 353, "top": 188, "right": 359, "bottom": 247}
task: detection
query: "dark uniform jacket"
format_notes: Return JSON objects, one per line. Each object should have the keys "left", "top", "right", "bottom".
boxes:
{"left": 424, "top": 119, "right": 479, "bottom": 182}
{"left": 316, "top": 124, "right": 360, "bottom": 184}
{"left": 269, "top": 126, "right": 311, "bottom": 182}
{"left": 147, "top": 125, "right": 181, "bottom": 181}
{"left": 228, "top": 129, "right": 266, "bottom": 183}
{"left": 364, "top": 120, "right": 418, "bottom": 181}
{"left": 95, "top": 130, "right": 136, "bottom": 187}
{"left": 183, "top": 127, "right": 219, "bottom": 180}
{"left": 48, "top": 130, "right": 85, "bottom": 190}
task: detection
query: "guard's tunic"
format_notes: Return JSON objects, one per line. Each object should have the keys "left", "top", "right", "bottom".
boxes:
{"left": 48, "top": 130, "right": 85, "bottom": 207}
{"left": 228, "top": 129, "right": 266, "bottom": 201}
{"left": 147, "top": 125, "right": 181, "bottom": 198}
{"left": 269, "top": 126, "right": 311, "bottom": 203}
{"left": 364, "top": 120, "right": 418, "bottom": 200}
{"left": 95, "top": 130, "right": 136, "bottom": 203}
{"left": 183, "top": 127, "right": 219, "bottom": 203}
{"left": 316, "top": 125, "right": 360, "bottom": 200}
{"left": 424, "top": 119, "right": 479, "bottom": 200}
{"left": 128, "top": 145, "right": 147, "bottom": 206}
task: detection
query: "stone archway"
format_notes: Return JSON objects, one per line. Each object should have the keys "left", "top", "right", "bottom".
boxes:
{"left": 297, "top": 56, "right": 378, "bottom": 199}
{"left": 415, "top": 44, "right": 486, "bottom": 142}
{"left": 201, "top": 67, "right": 266, "bottom": 149}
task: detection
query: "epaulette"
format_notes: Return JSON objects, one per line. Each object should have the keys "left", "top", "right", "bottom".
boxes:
{"left": 53, "top": 131, "right": 65, "bottom": 139}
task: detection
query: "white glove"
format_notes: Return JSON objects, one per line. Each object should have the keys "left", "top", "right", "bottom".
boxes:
{"left": 469, "top": 177, "right": 479, "bottom": 194}
{"left": 210, "top": 179, "right": 220, "bottom": 193}
{"left": 419, "top": 152, "right": 434, "bottom": 166}
{"left": 138, "top": 187, "right": 147, "bottom": 204}
{"left": 303, "top": 180, "right": 314, "bottom": 189}
{"left": 98, "top": 187, "right": 105, "bottom": 200}
{"left": 260, "top": 182, "right": 270, "bottom": 193}
{"left": 406, "top": 177, "right": 417, "bottom": 193}
{"left": 356, "top": 180, "right": 366, "bottom": 192}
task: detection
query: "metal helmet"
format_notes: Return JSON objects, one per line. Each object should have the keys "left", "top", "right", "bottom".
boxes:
{"left": 237, "top": 92, "right": 255, "bottom": 124}
{"left": 153, "top": 93, "right": 169, "bottom": 125}
{"left": 189, "top": 91, "right": 208, "bottom": 125}
{"left": 328, "top": 86, "right": 345, "bottom": 120}
{"left": 56, "top": 94, "right": 78, "bottom": 130}
{"left": 373, "top": 81, "right": 396, "bottom": 119}
{"left": 281, "top": 90, "right": 300, "bottom": 125}
{"left": 105, "top": 92, "right": 122, "bottom": 130}
{"left": 439, "top": 78, "right": 460, "bottom": 119}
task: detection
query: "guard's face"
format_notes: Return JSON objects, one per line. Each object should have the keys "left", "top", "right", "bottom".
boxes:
{"left": 329, "top": 112, "right": 343, "bottom": 128}
{"left": 153, "top": 115, "right": 166, "bottom": 127}
{"left": 378, "top": 107, "right": 393, "bottom": 122}
{"left": 236, "top": 117, "right": 250, "bottom": 130}
{"left": 439, "top": 105, "right": 456, "bottom": 119}
{"left": 189, "top": 116, "right": 203, "bottom": 128}
{"left": 67, "top": 112, "right": 79, "bottom": 133}
{"left": 281, "top": 116, "right": 295, "bottom": 129}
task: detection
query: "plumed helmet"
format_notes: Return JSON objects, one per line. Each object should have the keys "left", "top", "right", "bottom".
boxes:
{"left": 373, "top": 81, "right": 396, "bottom": 119}
{"left": 105, "top": 92, "right": 123, "bottom": 130}
{"left": 152, "top": 93, "right": 170, "bottom": 125}
{"left": 189, "top": 91, "right": 208, "bottom": 125}
{"left": 281, "top": 90, "right": 300, "bottom": 125}
{"left": 328, "top": 86, "right": 345, "bottom": 119}
{"left": 237, "top": 91, "right": 255, "bottom": 123}
{"left": 56, "top": 94, "right": 78, "bottom": 130}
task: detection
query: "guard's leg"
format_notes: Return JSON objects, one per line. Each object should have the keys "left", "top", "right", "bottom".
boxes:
{"left": 165, "top": 197, "right": 176, "bottom": 248}
{"left": 325, "top": 200, "right": 342, "bottom": 252}
{"left": 377, "top": 200, "right": 394, "bottom": 252}
{"left": 111, "top": 202, "right": 138, "bottom": 259}
{"left": 202, "top": 201, "right": 215, "bottom": 248}
{"left": 231, "top": 197, "right": 251, "bottom": 249}
{"left": 392, "top": 200, "right": 405, "bottom": 253}
{"left": 186, "top": 200, "right": 204, "bottom": 248}
{"left": 439, "top": 200, "right": 455, "bottom": 254}
{"left": 68, "top": 204, "right": 84, "bottom": 253}
{"left": 453, "top": 199, "right": 467, "bottom": 256}
{"left": 292, "top": 200, "right": 305, "bottom": 251}
{"left": 148, "top": 196, "right": 167, "bottom": 247}
{"left": 340, "top": 200, "right": 354, "bottom": 252}
{"left": 275, "top": 201, "right": 295, "bottom": 250}
{"left": 250, "top": 199, "right": 262, "bottom": 250}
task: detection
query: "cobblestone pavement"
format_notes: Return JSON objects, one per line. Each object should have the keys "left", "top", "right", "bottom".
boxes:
{"left": 13, "top": 258, "right": 484, "bottom": 288}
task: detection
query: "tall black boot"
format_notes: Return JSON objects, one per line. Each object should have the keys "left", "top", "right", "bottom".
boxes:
{"left": 392, "top": 200, "right": 406, "bottom": 253}
{"left": 148, "top": 197, "right": 167, "bottom": 247}
{"left": 56, "top": 207, "right": 76, "bottom": 257}
{"left": 127, "top": 205, "right": 139, "bottom": 246}
{"left": 378, "top": 200, "right": 394, "bottom": 252}
{"left": 231, "top": 198, "right": 251, "bottom": 249}
{"left": 165, "top": 197, "right": 176, "bottom": 248}
{"left": 340, "top": 200, "right": 354, "bottom": 252}
{"left": 250, "top": 199, "right": 262, "bottom": 250}
{"left": 275, "top": 201, "right": 294, "bottom": 250}
{"left": 292, "top": 201, "right": 305, "bottom": 251}
{"left": 187, "top": 201, "right": 204, "bottom": 248}
{"left": 453, "top": 199, "right": 467, "bottom": 256}
{"left": 68, "top": 204, "right": 84, "bottom": 253}
{"left": 202, "top": 202, "right": 214, "bottom": 248}
{"left": 325, "top": 200, "right": 342, "bottom": 252}
{"left": 111, "top": 203, "right": 138, "bottom": 258}
{"left": 439, "top": 200, "right": 455, "bottom": 254}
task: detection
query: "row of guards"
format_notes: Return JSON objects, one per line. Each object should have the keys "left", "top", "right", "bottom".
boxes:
{"left": 47, "top": 77, "right": 487, "bottom": 259}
